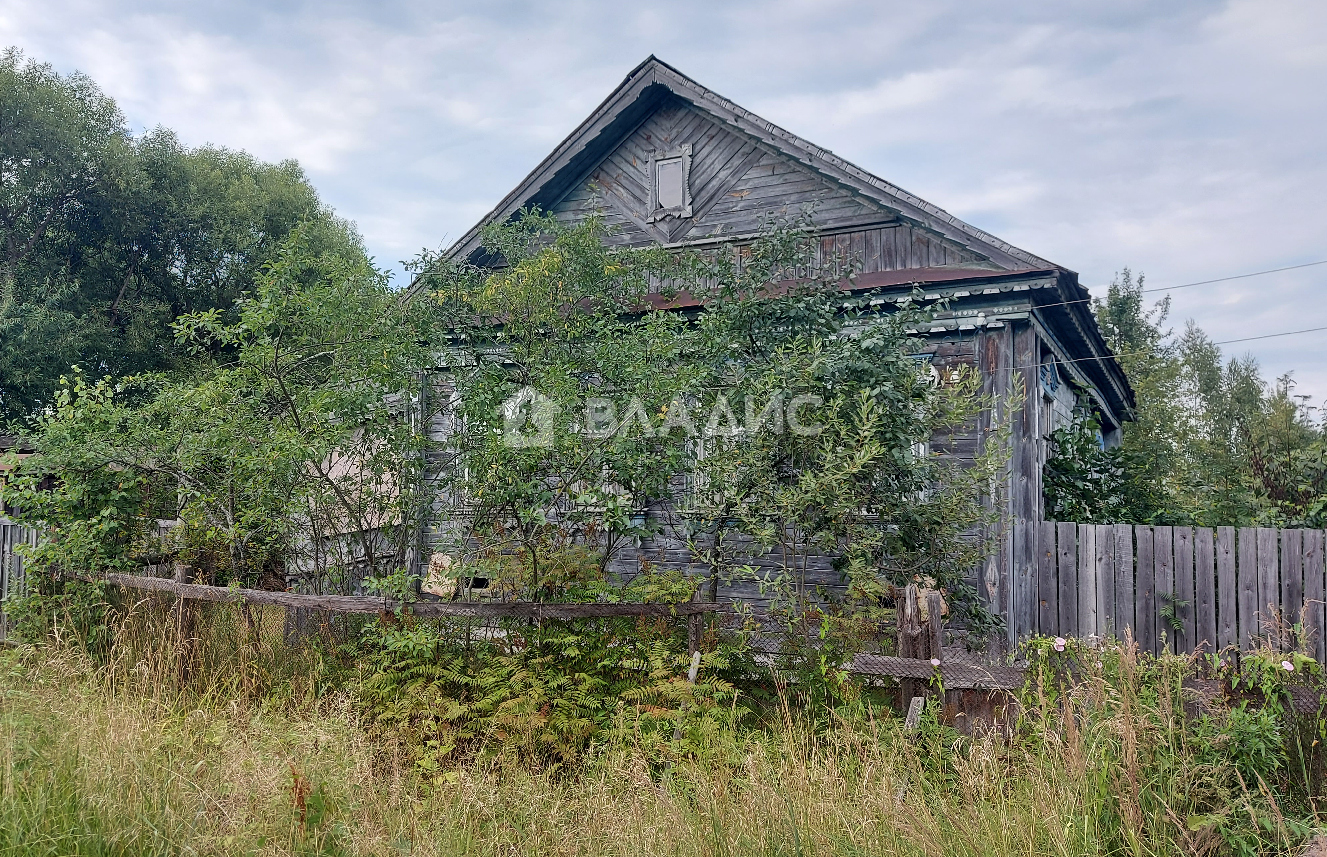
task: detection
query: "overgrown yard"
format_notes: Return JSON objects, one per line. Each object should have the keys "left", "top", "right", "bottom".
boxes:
{"left": 1, "top": 617, "right": 1323, "bottom": 857}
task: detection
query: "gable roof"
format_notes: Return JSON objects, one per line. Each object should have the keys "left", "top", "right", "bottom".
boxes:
{"left": 417, "top": 57, "right": 1132, "bottom": 425}
{"left": 441, "top": 56, "right": 1054, "bottom": 272}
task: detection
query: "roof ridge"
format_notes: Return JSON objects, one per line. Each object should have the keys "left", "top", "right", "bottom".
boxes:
{"left": 408, "top": 56, "right": 1059, "bottom": 294}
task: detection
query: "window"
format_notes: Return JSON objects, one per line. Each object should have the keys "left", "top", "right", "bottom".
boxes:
{"left": 657, "top": 158, "right": 684, "bottom": 209}
{"left": 648, "top": 144, "right": 692, "bottom": 221}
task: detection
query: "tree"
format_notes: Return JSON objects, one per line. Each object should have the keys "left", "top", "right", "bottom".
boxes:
{"left": 1045, "top": 269, "right": 1327, "bottom": 528}
{"left": 1092, "top": 269, "right": 1193, "bottom": 523}
{"left": 5, "top": 229, "right": 439, "bottom": 597}
{"left": 0, "top": 49, "right": 361, "bottom": 421}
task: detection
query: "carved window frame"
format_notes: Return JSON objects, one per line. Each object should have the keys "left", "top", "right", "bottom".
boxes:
{"left": 647, "top": 144, "right": 693, "bottom": 221}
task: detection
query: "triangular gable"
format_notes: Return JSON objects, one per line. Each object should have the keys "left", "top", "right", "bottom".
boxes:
{"left": 442, "top": 56, "right": 1055, "bottom": 273}
{"left": 552, "top": 97, "right": 889, "bottom": 246}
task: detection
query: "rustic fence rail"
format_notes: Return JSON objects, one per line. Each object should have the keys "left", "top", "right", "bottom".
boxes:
{"left": 1012, "top": 521, "right": 1327, "bottom": 659}
{"left": 106, "top": 573, "right": 721, "bottom": 621}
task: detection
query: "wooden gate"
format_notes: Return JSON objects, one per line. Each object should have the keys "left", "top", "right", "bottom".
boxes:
{"left": 1011, "top": 521, "right": 1327, "bottom": 659}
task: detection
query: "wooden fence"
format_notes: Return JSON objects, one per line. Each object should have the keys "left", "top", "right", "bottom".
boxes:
{"left": 0, "top": 517, "right": 38, "bottom": 641}
{"left": 1011, "top": 521, "right": 1327, "bottom": 658}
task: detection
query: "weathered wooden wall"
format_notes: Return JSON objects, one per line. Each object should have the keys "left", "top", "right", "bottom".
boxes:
{"left": 1015, "top": 520, "right": 1327, "bottom": 659}
{"left": 551, "top": 96, "right": 995, "bottom": 271}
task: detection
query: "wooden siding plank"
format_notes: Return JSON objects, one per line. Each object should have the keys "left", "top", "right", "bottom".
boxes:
{"left": 1217, "top": 527, "right": 1237, "bottom": 650}
{"left": 1135, "top": 526, "right": 1155, "bottom": 654}
{"left": 1114, "top": 524, "right": 1134, "bottom": 641}
{"left": 864, "top": 228, "right": 881, "bottom": 274}
{"left": 1257, "top": 527, "right": 1279, "bottom": 645}
{"left": 849, "top": 231, "right": 866, "bottom": 272}
{"left": 1038, "top": 520, "right": 1058, "bottom": 635}
{"left": 1096, "top": 524, "right": 1114, "bottom": 639}
{"left": 1174, "top": 527, "right": 1195, "bottom": 653}
{"left": 689, "top": 140, "right": 760, "bottom": 214}
{"left": 1078, "top": 524, "right": 1098, "bottom": 637}
{"left": 1057, "top": 521, "right": 1078, "bottom": 638}
{"left": 1282, "top": 529, "right": 1304, "bottom": 650}
{"left": 1306, "top": 530, "right": 1326, "bottom": 662}
{"left": 1194, "top": 527, "right": 1217, "bottom": 654}
{"left": 1154, "top": 526, "right": 1174, "bottom": 654}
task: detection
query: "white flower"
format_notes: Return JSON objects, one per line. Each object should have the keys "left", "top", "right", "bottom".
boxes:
{"left": 1053, "top": 637, "right": 1066, "bottom": 652}
{"left": 930, "top": 658, "right": 941, "bottom": 667}
{"left": 1282, "top": 660, "right": 1295, "bottom": 672}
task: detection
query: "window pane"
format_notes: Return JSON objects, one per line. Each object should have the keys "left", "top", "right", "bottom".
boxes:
{"left": 657, "top": 158, "right": 683, "bottom": 209}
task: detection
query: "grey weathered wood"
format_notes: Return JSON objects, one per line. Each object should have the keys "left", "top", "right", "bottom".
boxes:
{"left": 1257, "top": 527, "right": 1280, "bottom": 643}
{"left": 1057, "top": 521, "right": 1078, "bottom": 637}
{"left": 1194, "top": 527, "right": 1217, "bottom": 654}
{"left": 904, "top": 696, "right": 926, "bottom": 731}
{"left": 1078, "top": 524, "right": 1098, "bottom": 637}
{"left": 1012, "top": 519, "right": 1036, "bottom": 643}
{"left": 1095, "top": 524, "right": 1115, "bottom": 639}
{"left": 1174, "top": 527, "right": 1195, "bottom": 653}
{"left": 1282, "top": 529, "right": 1304, "bottom": 651}
{"left": 1038, "top": 520, "right": 1058, "bottom": 635}
{"left": 897, "top": 583, "right": 924, "bottom": 706}
{"left": 926, "top": 590, "right": 945, "bottom": 660}
{"left": 1238, "top": 527, "right": 1259, "bottom": 650}
{"left": 1153, "top": 526, "right": 1174, "bottom": 654}
{"left": 107, "top": 574, "right": 718, "bottom": 619}
{"left": 1134, "top": 526, "right": 1155, "bottom": 654}
{"left": 1306, "top": 531, "right": 1326, "bottom": 662}
{"left": 1114, "top": 524, "right": 1134, "bottom": 641}
{"left": 1217, "top": 527, "right": 1237, "bottom": 650}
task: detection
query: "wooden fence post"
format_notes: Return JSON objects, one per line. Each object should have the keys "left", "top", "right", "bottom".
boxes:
{"left": 925, "top": 590, "right": 945, "bottom": 659}
{"left": 898, "top": 584, "right": 922, "bottom": 707}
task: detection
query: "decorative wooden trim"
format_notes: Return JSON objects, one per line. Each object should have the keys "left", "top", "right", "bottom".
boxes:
{"left": 646, "top": 143, "right": 692, "bottom": 222}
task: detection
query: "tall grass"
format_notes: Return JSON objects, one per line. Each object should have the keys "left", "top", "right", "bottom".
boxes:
{"left": 0, "top": 602, "right": 1321, "bottom": 856}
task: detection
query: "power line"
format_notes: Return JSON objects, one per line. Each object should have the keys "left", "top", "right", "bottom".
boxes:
{"left": 997, "top": 321, "right": 1327, "bottom": 374}
{"left": 1214, "top": 324, "right": 1327, "bottom": 346}
{"left": 1138, "top": 259, "right": 1327, "bottom": 293}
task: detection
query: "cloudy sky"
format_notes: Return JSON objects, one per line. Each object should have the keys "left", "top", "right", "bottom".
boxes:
{"left": 5, "top": 0, "right": 1326, "bottom": 402}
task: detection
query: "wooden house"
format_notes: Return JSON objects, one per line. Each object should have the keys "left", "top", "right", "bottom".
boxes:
{"left": 418, "top": 57, "right": 1134, "bottom": 640}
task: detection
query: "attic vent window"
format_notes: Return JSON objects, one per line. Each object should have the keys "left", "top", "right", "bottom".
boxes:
{"left": 648, "top": 144, "right": 692, "bottom": 221}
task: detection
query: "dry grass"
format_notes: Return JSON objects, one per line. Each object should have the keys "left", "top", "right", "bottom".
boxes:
{"left": 0, "top": 606, "right": 1320, "bottom": 856}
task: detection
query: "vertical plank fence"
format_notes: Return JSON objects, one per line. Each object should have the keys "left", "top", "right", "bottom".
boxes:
{"left": 1012, "top": 521, "right": 1327, "bottom": 658}
{"left": 1, "top": 517, "right": 38, "bottom": 642}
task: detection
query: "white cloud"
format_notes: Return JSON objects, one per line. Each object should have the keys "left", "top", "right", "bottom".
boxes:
{"left": 3, "top": 0, "right": 1326, "bottom": 399}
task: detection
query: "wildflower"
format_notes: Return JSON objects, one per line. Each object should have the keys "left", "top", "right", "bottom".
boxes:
{"left": 1282, "top": 660, "right": 1294, "bottom": 672}
{"left": 1053, "top": 637, "right": 1066, "bottom": 652}
{"left": 930, "top": 658, "right": 941, "bottom": 667}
